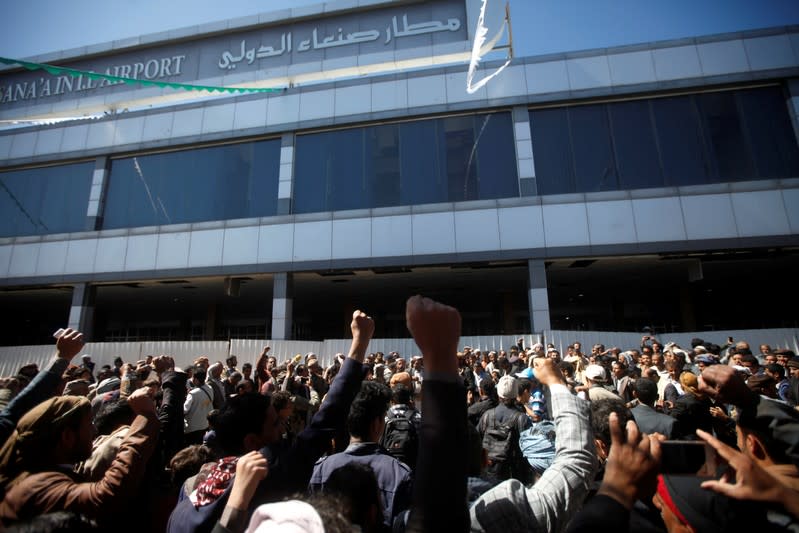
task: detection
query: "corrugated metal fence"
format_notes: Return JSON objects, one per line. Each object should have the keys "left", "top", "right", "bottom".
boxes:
{"left": 0, "top": 329, "right": 795, "bottom": 377}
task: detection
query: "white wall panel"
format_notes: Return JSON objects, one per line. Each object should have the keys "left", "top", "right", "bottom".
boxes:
{"left": 293, "top": 220, "right": 333, "bottom": 261}
{"left": 454, "top": 209, "right": 500, "bottom": 253}
{"left": 112, "top": 116, "right": 145, "bottom": 145}
{"left": 201, "top": 103, "right": 236, "bottom": 134}
{"left": 64, "top": 238, "right": 99, "bottom": 275}
{"left": 566, "top": 56, "right": 612, "bottom": 90}
{"left": 412, "top": 212, "right": 455, "bottom": 255}
{"left": 35, "top": 240, "right": 68, "bottom": 276}
{"left": 652, "top": 46, "right": 702, "bottom": 80}
{"left": 498, "top": 205, "right": 545, "bottom": 250}
{"left": 407, "top": 75, "right": 446, "bottom": 108}
{"left": 8, "top": 242, "right": 40, "bottom": 277}
{"left": 124, "top": 234, "right": 158, "bottom": 271}
{"left": 94, "top": 236, "right": 127, "bottom": 272}
{"left": 233, "top": 99, "right": 268, "bottom": 130}
{"left": 0, "top": 245, "right": 12, "bottom": 278}
{"left": 744, "top": 35, "right": 796, "bottom": 71}
{"left": 332, "top": 218, "right": 371, "bottom": 259}
{"left": 731, "top": 190, "right": 791, "bottom": 237}
{"left": 171, "top": 108, "right": 204, "bottom": 139}
{"left": 9, "top": 131, "right": 37, "bottom": 159}
{"left": 525, "top": 60, "right": 570, "bottom": 94}
{"left": 681, "top": 194, "right": 738, "bottom": 240}
{"left": 632, "top": 197, "right": 687, "bottom": 243}
{"left": 223, "top": 226, "right": 260, "bottom": 266}
{"left": 697, "top": 40, "right": 749, "bottom": 76}
{"left": 542, "top": 203, "right": 590, "bottom": 247}
{"left": 299, "top": 89, "right": 335, "bottom": 122}
{"left": 33, "top": 128, "right": 64, "bottom": 156}
{"left": 586, "top": 200, "right": 637, "bottom": 245}
{"left": 371, "top": 215, "right": 412, "bottom": 257}
{"left": 141, "top": 113, "right": 174, "bottom": 142}
{"left": 156, "top": 232, "right": 191, "bottom": 269}
{"left": 371, "top": 79, "right": 408, "bottom": 112}
{"left": 334, "top": 85, "right": 372, "bottom": 117}
{"left": 258, "top": 224, "right": 294, "bottom": 263}
{"left": 608, "top": 51, "right": 656, "bottom": 86}
{"left": 188, "top": 229, "right": 225, "bottom": 267}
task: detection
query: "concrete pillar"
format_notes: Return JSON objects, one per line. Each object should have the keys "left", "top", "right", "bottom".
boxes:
{"left": 67, "top": 283, "right": 95, "bottom": 339}
{"left": 271, "top": 273, "right": 294, "bottom": 340}
{"left": 86, "top": 157, "right": 109, "bottom": 230}
{"left": 277, "top": 134, "right": 295, "bottom": 215}
{"left": 512, "top": 106, "right": 537, "bottom": 197}
{"left": 527, "top": 259, "right": 551, "bottom": 333}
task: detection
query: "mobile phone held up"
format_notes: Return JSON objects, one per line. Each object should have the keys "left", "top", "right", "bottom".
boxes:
{"left": 660, "top": 440, "right": 718, "bottom": 476}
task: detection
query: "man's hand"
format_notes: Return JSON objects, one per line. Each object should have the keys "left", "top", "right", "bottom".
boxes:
{"left": 697, "top": 429, "right": 792, "bottom": 509}
{"left": 533, "top": 357, "right": 566, "bottom": 387}
{"left": 405, "top": 295, "right": 461, "bottom": 375}
{"left": 598, "top": 412, "right": 662, "bottom": 509}
{"left": 699, "top": 365, "right": 757, "bottom": 408}
{"left": 127, "top": 386, "right": 157, "bottom": 416}
{"left": 260, "top": 346, "right": 271, "bottom": 356}
{"left": 350, "top": 310, "right": 375, "bottom": 343}
{"left": 228, "top": 451, "right": 269, "bottom": 511}
{"left": 347, "top": 310, "right": 374, "bottom": 362}
{"left": 55, "top": 328, "right": 84, "bottom": 361}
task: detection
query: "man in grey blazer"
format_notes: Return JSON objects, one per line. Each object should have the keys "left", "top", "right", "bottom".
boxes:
{"left": 631, "top": 378, "right": 680, "bottom": 438}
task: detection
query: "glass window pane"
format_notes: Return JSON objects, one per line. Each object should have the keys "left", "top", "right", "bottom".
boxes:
{"left": 441, "top": 116, "right": 478, "bottom": 202}
{"left": 529, "top": 108, "right": 575, "bottom": 195}
{"left": 609, "top": 100, "right": 664, "bottom": 189}
{"left": 399, "top": 120, "right": 445, "bottom": 205}
{"left": 476, "top": 113, "right": 519, "bottom": 199}
{"left": 569, "top": 105, "right": 618, "bottom": 192}
{"left": 697, "top": 92, "right": 753, "bottom": 181}
{"left": 652, "top": 95, "right": 709, "bottom": 186}
{"left": 0, "top": 161, "right": 94, "bottom": 237}
{"left": 739, "top": 86, "right": 799, "bottom": 179}
{"left": 365, "top": 124, "right": 400, "bottom": 208}
{"left": 104, "top": 140, "right": 279, "bottom": 229}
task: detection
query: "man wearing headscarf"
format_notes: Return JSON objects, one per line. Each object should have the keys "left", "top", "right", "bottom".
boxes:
{"left": 0, "top": 387, "right": 159, "bottom": 526}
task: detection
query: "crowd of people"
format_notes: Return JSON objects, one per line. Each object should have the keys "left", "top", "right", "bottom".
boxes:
{"left": 0, "top": 297, "right": 796, "bottom": 532}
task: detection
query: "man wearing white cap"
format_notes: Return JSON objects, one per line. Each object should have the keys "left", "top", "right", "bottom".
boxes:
{"left": 582, "top": 365, "right": 623, "bottom": 402}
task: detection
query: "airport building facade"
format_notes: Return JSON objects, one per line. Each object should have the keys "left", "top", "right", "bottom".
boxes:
{"left": 1, "top": 0, "right": 798, "bottom": 347}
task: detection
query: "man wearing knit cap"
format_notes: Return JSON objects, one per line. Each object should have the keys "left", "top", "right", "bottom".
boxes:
{"left": 0, "top": 387, "right": 159, "bottom": 525}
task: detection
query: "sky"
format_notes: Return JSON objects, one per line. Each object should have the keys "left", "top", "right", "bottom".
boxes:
{"left": 2, "top": 0, "right": 799, "bottom": 61}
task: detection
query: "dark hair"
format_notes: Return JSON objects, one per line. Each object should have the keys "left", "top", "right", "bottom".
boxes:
{"left": 765, "top": 363, "right": 785, "bottom": 380}
{"left": 590, "top": 398, "right": 633, "bottom": 447}
{"left": 192, "top": 367, "right": 207, "bottom": 384}
{"left": 479, "top": 378, "right": 496, "bottom": 398}
{"left": 323, "top": 463, "right": 381, "bottom": 530}
{"left": 93, "top": 399, "right": 134, "bottom": 435}
{"left": 271, "top": 391, "right": 291, "bottom": 411}
{"left": 740, "top": 354, "right": 759, "bottom": 367}
{"left": 169, "top": 444, "right": 214, "bottom": 487}
{"left": 634, "top": 378, "right": 658, "bottom": 406}
{"left": 213, "top": 393, "right": 271, "bottom": 455}
{"left": 226, "top": 356, "right": 237, "bottom": 365}
{"left": 516, "top": 378, "right": 532, "bottom": 396}
{"left": 391, "top": 384, "right": 412, "bottom": 405}
{"left": 347, "top": 381, "right": 391, "bottom": 439}
{"left": 5, "top": 511, "right": 98, "bottom": 532}
{"left": 558, "top": 362, "right": 575, "bottom": 378}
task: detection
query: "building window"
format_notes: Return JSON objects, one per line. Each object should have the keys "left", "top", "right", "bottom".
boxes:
{"left": 103, "top": 139, "right": 280, "bottom": 229}
{"left": 293, "top": 112, "right": 518, "bottom": 213}
{"left": 530, "top": 86, "right": 799, "bottom": 195}
{"left": 0, "top": 161, "right": 94, "bottom": 237}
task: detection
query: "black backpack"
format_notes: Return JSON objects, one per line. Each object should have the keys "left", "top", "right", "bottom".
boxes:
{"left": 380, "top": 408, "right": 419, "bottom": 470}
{"left": 481, "top": 409, "right": 530, "bottom": 482}
{"left": 482, "top": 409, "right": 518, "bottom": 461}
